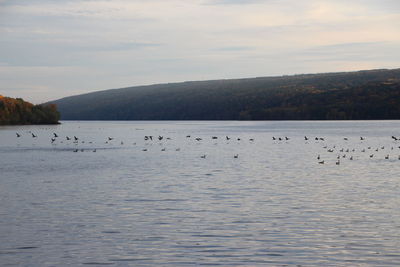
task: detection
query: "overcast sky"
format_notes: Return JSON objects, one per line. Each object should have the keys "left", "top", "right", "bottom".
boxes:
{"left": 1, "top": 0, "right": 399, "bottom": 103}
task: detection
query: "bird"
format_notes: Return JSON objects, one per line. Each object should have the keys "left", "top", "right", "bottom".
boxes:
{"left": 142, "top": 149, "right": 148, "bottom": 151}
{"left": 186, "top": 135, "right": 191, "bottom": 138}
{"left": 249, "top": 138, "right": 254, "bottom": 142}
{"left": 93, "top": 149, "right": 97, "bottom": 152}
{"left": 161, "top": 148, "right": 166, "bottom": 151}
{"left": 304, "top": 136, "right": 308, "bottom": 141}
{"left": 370, "top": 154, "right": 374, "bottom": 158}
{"left": 31, "top": 133, "right": 37, "bottom": 138}
{"left": 317, "top": 154, "right": 320, "bottom": 160}
{"left": 318, "top": 160, "right": 324, "bottom": 164}
{"left": 360, "top": 137, "right": 365, "bottom": 140}
{"left": 195, "top": 138, "right": 202, "bottom": 141}
{"left": 385, "top": 154, "right": 389, "bottom": 160}
{"left": 16, "top": 133, "right": 21, "bottom": 137}
{"left": 53, "top": 133, "right": 58, "bottom": 138}
{"left": 234, "top": 154, "right": 239, "bottom": 158}
{"left": 226, "top": 136, "right": 230, "bottom": 140}
{"left": 158, "top": 136, "right": 163, "bottom": 141}
{"left": 336, "top": 160, "right": 340, "bottom": 165}
{"left": 212, "top": 136, "right": 218, "bottom": 139}
{"left": 51, "top": 138, "right": 56, "bottom": 143}
{"left": 349, "top": 156, "right": 353, "bottom": 160}
{"left": 272, "top": 137, "right": 276, "bottom": 140}
{"left": 74, "top": 136, "right": 78, "bottom": 141}
{"left": 108, "top": 137, "right": 113, "bottom": 141}
{"left": 285, "top": 137, "right": 289, "bottom": 141}
{"left": 201, "top": 155, "right": 206, "bottom": 159}
{"left": 66, "top": 136, "right": 71, "bottom": 140}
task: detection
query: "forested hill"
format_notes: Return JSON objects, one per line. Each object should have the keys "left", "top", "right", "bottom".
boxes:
{"left": 0, "top": 96, "right": 60, "bottom": 125}
{"left": 50, "top": 68, "right": 400, "bottom": 120}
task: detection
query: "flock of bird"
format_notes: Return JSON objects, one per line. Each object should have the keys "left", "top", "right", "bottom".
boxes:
{"left": 13, "top": 131, "right": 400, "bottom": 164}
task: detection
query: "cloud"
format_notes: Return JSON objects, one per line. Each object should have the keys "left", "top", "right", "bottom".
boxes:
{"left": 0, "top": 0, "right": 399, "bottom": 102}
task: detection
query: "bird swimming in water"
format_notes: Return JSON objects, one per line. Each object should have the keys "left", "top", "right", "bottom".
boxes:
{"left": 32, "top": 133, "right": 37, "bottom": 138}
{"left": 16, "top": 133, "right": 21, "bottom": 137}
{"left": 53, "top": 133, "right": 58, "bottom": 138}
{"left": 318, "top": 160, "right": 324, "bottom": 164}
{"left": 201, "top": 154, "right": 206, "bottom": 159}
{"left": 234, "top": 154, "right": 238, "bottom": 158}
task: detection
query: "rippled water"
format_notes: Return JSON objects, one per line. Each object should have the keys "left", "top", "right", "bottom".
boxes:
{"left": 1, "top": 121, "right": 400, "bottom": 266}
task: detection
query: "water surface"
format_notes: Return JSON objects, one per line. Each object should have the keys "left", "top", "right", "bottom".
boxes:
{"left": 1, "top": 121, "right": 400, "bottom": 266}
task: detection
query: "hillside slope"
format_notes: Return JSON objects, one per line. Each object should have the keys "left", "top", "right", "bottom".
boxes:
{"left": 0, "top": 96, "right": 60, "bottom": 125}
{"left": 50, "top": 69, "right": 400, "bottom": 120}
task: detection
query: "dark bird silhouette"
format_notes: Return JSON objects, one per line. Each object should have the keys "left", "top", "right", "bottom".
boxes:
{"left": 234, "top": 154, "right": 238, "bottom": 158}
{"left": 186, "top": 135, "right": 191, "bottom": 138}
{"left": 272, "top": 137, "right": 276, "bottom": 140}
{"left": 108, "top": 137, "right": 113, "bottom": 141}
{"left": 32, "top": 133, "right": 37, "bottom": 138}
{"left": 201, "top": 155, "right": 206, "bottom": 159}
{"left": 304, "top": 136, "right": 308, "bottom": 141}
{"left": 66, "top": 136, "right": 71, "bottom": 140}
{"left": 51, "top": 138, "right": 56, "bottom": 143}
{"left": 53, "top": 133, "right": 58, "bottom": 138}
{"left": 16, "top": 133, "right": 21, "bottom": 137}
{"left": 285, "top": 137, "right": 289, "bottom": 141}
{"left": 74, "top": 136, "right": 78, "bottom": 141}
{"left": 195, "top": 138, "right": 202, "bottom": 141}
{"left": 360, "top": 137, "right": 365, "bottom": 140}
{"left": 226, "top": 136, "right": 230, "bottom": 140}
{"left": 158, "top": 136, "right": 163, "bottom": 141}
{"left": 318, "top": 160, "right": 324, "bottom": 164}
{"left": 212, "top": 136, "right": 218, "bottom": 139}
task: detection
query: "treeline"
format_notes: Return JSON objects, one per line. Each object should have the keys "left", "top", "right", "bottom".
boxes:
{"left": 50, "top": 68, "right": 400, "bottom": 120}
{"left": 0, "top": 96, "right": 60, "bottom": 125}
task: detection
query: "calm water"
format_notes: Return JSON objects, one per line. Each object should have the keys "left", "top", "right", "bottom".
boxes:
{"left": 1, "top": 121, "right": 400, "bottom": 266}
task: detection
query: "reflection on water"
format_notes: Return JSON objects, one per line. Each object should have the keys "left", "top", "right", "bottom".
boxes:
{"left": 1, "top": 121, "right": 400, "bottom": 266}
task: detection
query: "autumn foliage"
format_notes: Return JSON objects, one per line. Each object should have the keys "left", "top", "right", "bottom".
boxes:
{"left": 0, "top": 95, "right": 60, "bottom": 125}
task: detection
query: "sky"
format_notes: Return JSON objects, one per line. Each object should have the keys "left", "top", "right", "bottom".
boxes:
{"left": 0, "top": 0, "right": 399, "bottom": 103}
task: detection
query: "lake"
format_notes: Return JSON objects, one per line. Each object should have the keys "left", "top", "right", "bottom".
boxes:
{"left": 1, "top": 121, "right": 400, "bottom": 266}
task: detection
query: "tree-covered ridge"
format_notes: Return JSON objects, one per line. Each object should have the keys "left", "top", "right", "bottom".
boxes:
{"left": 0, "top": 95, "right": 60, "bottom": 125}
{"left": 50, "top": 68, "right": 400, "bottom": 120}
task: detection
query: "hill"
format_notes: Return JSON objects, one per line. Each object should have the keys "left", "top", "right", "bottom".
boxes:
{"left": 49, "top": 68, "right": 400, "bottom": 120}
{"left": 0, "top": 96, "right": 60, "bottom": 125}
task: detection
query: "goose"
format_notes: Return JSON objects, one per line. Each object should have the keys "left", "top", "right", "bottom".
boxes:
{"left": 74, "top": 136, "right": 78, "bottom": 141}
{"left": 31, "top": 133, "right": 37, "bottom": 138}
{"left": 186, "top": 135, "right": 191, "bottom": 138}
{"left": 158, "top": 136, "right": 163, "bottom": 141}
{"left": 385, "top": 154, "right": 389, "bottom": 160}
{"left": 304, "top": 136, "right": 308, "bottom": 141}
{"left": 16, "top": 133, "right": 21, "bottom": 137}
{"left": 200, "top": 155, "right": 206, "bottom": 159}
{"left": 161, "top": 148, "right": 166, "bottom": 151}
{"left": 370, "top": 154, "right": 374, "bottom": 158}
{"left": 66, "top": 136, "right": 71, "bottom": 140}
{"left": 360, "top": 137, "right": 365, "bottom": 140}
{"left": 350, "top": 156, "right": 353, "bottom": 160}
{"left": 336, "top": 160, "right": 340, "bottom": 165}
{"left": 318, "top": 160, "right": 324, "bottom": 164}
{"left": 212, "top": 136, "right": 218, "bottom": 140}
{"left": 53, "top": 133, "right": 58, "bottom": 138}
{"left": 108, "top": 137, "right": 113, "bottom": 141}
{"left": 226, "top": 136, "right": 230, "bottom": 140}
{"left": 234, "top": 154, "right": 239, "bottom": 158}
{"left": 285, "top": 137, "right": 289, "bottom": 141}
